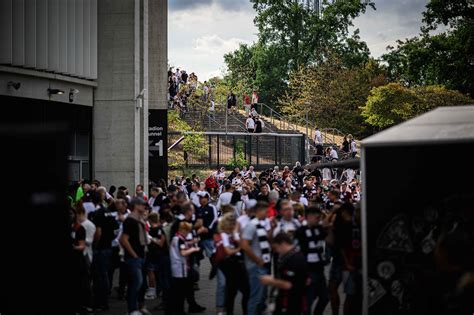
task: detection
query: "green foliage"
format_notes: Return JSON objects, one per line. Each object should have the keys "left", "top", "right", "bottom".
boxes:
{"left": 227, "top": 139, "right": 248, "bottom": 169}
{"left": 168, "top": 110, "right": 207, "bottom": 165}
{"left": 224, "top": 0, "right": 374, "bottom": 107}
{"left": 280, "top": 54, "right": 387, "bottom": 137}
{"left": 361, "top": 83, "right": 474, "bottom": 129}
{"left": 383, "top": 0, "right": 473, "bottom": 95}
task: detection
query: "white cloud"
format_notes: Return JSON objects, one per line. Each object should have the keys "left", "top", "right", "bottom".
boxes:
{"left": 169, "top": 0, "right": 437, "bottom": 80}
{"left": 193, "top": 35, "right": 250, "bottom": 56}
{"left": 168, "top": 1, "right": 257, "bottom": 81}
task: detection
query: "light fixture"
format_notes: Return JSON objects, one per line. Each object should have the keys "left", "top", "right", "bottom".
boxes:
{"left": 135, "top": 88, "right": 147, "bottom": 108}
{"left": 69, "top": 88, "right": 79, "bottom": 102}
{"left": 7, "top": 81, "right": 21, "bottom": 90}
{"left": 48, "top": 88, "right": 65, "bottom": 95}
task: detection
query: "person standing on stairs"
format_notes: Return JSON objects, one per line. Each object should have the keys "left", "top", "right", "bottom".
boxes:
{"left": 251, "top": 90, "right": 259, "bottom": 110}
{"left": 246, "top": 115, "right": 256, "bottom": 133}
{"left": 227, "top": 91, "right": 237, "bottom": 114}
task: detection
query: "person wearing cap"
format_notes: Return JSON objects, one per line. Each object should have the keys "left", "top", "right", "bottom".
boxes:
{"left": 196, "top": 191, "right": 218, "bottom": 258}
{"left": 120, "top": 198, "right": 150, "bottom": 315}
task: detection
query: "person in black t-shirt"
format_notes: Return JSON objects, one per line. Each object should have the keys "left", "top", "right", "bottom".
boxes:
{"left": 90, "top": 191, "right": 118, "bottom": 311}
{"left": 260, "top": 233, "right": 308, "bottom": 315}
{"left": 120, "top": 198, "right": 149, "bottom": 315}
{"left": 295, "top": 207, "right": 330, "bottom": 315}
{"left": 145, "top": 212, "right": 170, "bottom": 303}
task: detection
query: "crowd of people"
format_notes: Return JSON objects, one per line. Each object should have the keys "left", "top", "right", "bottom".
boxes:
{"left": 168, "top": 67, "right": 198, "bottom": 112}
{"left": 311, "top": 128, "right": 358, "bottom": 161}
{"left": 68, "top": 160, "right": 362, "bottom": 315}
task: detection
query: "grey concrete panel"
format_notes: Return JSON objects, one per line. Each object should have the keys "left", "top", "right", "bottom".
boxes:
{"left": 90, "top": 0, "right": 97, "bottom": 79}
{"left": 83, "top": 0, "right": 91, "bottom": 78}
{"left": 25, "top": 0, "right": 36, "bottom": 68}
{"left": 93, "top": 99, "right": 136, "bottom": 189}
{"left": 48, "top": 0, "right": 59, "bottom": 72}
{"left": 12, "top": 0, "right": 25, "bottom": 66}
{"left": 0, "top": 0, "right": 12, "bottom": 64}
{"left": 59, "top": 0, "right": 68, "bottom": 73}
{"left": 75, "top": 0, "right": 84, "bottom": 77}
{"left": 67, "top": 0, "right": 76, "bottom": 75}
{"left": 0, "top": 71, "right": 93, "bottom": 106}
{"left": 36, "top": 0, "right": 48, "bottom": 69}
{"left": 148, "top": 0, "right": 167, "bottom": 110}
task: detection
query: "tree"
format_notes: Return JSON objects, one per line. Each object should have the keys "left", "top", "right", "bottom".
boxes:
{"left": 224, "top": 0, "right": 374, "bottom": 107}
{"left": 382, "top": 0, "right": 473, "bottom": 95}
{"left": 280, "top": 53, "right": 387, "bottom": 137}
{"left": 361, "top": 83, "right": 473, "bottom": 129}
{"left": 251, "top": 0, "right": 373, "bottom": 69}
{"left": 224, "top": 43, "right": 289, "bottom": 106}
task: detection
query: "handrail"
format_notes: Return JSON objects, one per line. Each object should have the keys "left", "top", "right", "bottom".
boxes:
{"left": 255, "top": 102, "right": 348, "bottom": 144}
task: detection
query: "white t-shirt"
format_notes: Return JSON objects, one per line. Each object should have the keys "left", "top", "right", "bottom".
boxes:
{"left": 238, "top": 215, "right": 251, "bottom": 230}
{"left": 148, "top": 197, "right": 160, "bottom": 213}
{"left": 190, "top": 191, "right": 200, "bottom": 208}
{"left": 209, "top": 101, "right": 215, "bottom": 112}
{"left": 330, "top": 148, "right": 339, "bottom": 159}
{"left": 322, "top": 168, "right": 332, "bottom": 180}
{"left": 246, "top": 118, "right": 255, "bottom": 129}
{"left": 315, "top": 130, "right": 322, "bottom": 143}
{"left": 217, "top": 191, "right": 233, "bottom": 209}
{"left": 345, "top": 168, "right": 355, "bottom": 183}
{"left": 350, "top": 141, "right": 357, "bottom": 153}
{"left": 252, "top": 93, "right": 259, "bottom": 104}
{"left": 81, "top": 219, "right": 96, "bottom": 262}
{"left": 215, "top": 171, "right": 225, "bottom": 181}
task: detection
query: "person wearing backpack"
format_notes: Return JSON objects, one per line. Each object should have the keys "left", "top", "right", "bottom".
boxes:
{"left": 215, "top": 213, "right": 249, "bottom": 315}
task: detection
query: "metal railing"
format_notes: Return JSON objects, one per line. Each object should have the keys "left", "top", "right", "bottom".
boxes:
{"left": 255, "top": 103, "right": 348, "bottom": 145}
{"left": 168, "top": 131, "right": 306, "bottom": 170}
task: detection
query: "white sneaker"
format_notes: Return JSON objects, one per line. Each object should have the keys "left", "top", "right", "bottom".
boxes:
{"left": 129, "top": 311, "right": 141, "bottom": 315}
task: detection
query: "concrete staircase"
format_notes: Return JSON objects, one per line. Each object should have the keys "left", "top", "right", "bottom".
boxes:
{"left": 176, "top": 102, "right": 351, "bottom": 166}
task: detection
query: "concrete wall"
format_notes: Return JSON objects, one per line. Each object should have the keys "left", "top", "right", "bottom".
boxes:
{"left": 0, "top": 66, "right": 95, "bottom": 106}
{"left": 94, "top": 0, "right": 136, "bottom": 189}
{"left": 149, "top": 0, "right": 167, "bottom": 111}
{"left": 94, "top": 0, "right": 167, "bottom": 191}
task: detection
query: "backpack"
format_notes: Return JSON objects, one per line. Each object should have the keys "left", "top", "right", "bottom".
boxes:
{"left": 210, "top": 233, "right": 227, "bottom": 266}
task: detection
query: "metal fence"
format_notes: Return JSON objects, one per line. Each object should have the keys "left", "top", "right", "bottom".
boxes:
{"left": 169, "top": 131, "right": 306, "bottom": 170}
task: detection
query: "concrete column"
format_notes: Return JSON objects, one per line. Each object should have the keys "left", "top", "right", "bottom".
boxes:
{"left": 94, "top": 0, "right": 167, "bottom": 191}
{"left": 94, "top": 0, "right": 135, "bottom": 190}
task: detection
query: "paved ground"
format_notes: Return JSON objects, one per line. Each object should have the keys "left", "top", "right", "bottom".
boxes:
{"left": 104, "top": 258, "right": 345, "bottom": 315}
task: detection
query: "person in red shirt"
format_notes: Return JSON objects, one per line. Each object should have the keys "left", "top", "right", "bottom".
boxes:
{"left": 205, "top": 174, "right": 219, "bottom": 198}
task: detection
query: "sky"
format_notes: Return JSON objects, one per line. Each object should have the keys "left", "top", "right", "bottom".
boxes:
{"left": 168, "top": 0, "right": 430, "bottom": 81}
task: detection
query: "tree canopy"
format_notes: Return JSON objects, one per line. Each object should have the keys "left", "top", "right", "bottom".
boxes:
{"left": 361, "top": 83, "right": 473, "bottom": 129}
{"left": 222, "top": 0, "right": 473, "bottom": 137}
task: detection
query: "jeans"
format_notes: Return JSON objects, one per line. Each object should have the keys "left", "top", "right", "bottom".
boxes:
{"left": 93, "top": 249, "right": 112, "bottom": 308}
{"left": 200, "top": 239, "right": 215, "bottom": 258}
{"left": 247, "top": 266, "right": 268, "bottom": 315}
{"left": 219, "top": 258, "right": 249, "bottom": 315}
{"left": 216, "top": 268, "right": 226, "bottom": 308}
{"left": 125, "top": 257, "right": 146, "bottom": 313}
{"left": 307, "top": 270, "right": 329, "bottom": 315}
{"left": 109, "top": 246, "right": 127, "bottom": 295}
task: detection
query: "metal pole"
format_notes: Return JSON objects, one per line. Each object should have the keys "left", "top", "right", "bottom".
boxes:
{"left": 225, "top": 101, "right": 228, "bottom": 138}
{"left": 143, "top": 0, "right": 149, "bottom": 195}
{"left": 134, "top": 0, "right": 141, "bottom": 190}
{"left": 306, "top": 111, "right": 309, "bottom": 137}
